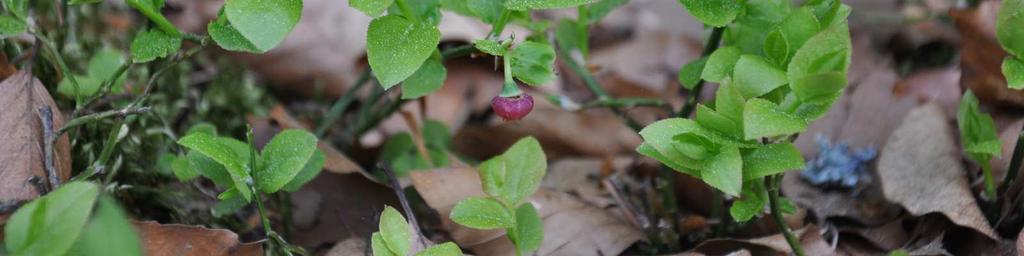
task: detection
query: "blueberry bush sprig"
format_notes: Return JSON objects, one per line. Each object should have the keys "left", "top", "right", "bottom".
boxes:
{"left": 639, "top": 0, "right": 853, "bottom": 255}
{"left": 998, "top": 0, "right": 1024, "bottom": 89}
{"left": 372, "top": 206, "right": 463, "bottom": 256}
{"left": 449, "top": 137, "right": 546, "bottom": 256}
{"left": 957, "top": 91, "right": 1002, "bottom": 201}
{"left": 170, "top": 126, "right": 324, "bottom": 254}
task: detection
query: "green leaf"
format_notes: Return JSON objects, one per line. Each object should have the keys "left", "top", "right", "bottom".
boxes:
{"left": 673, "top": 132, "right": 718, "bottom": 160}
{"left": 387, "top": 0, "right": 443, "bottom": 26}
{"left": 171, "top": 156, "right": 201, "bottom": 181}
{"left": 5, "top": 182, "right": 99, "bottom": 256}
{"left": 131, "top": 29, "right": 183, "bottom": 63}
{"left": 126, "top": 0, "right": 181, "bottom": 36}
{"left": 741, "top": 143, "right": 805, "bottom": 180}
{"left": 367, "top": 15, "right": 442, "bottom": 88}
{"left": 416, "top": 242, "right": 463, "bottom": 256}
{"left": 505, "top": 0, "right": 594, "bottom": 10}
{"left": 186, "top": 123, "right": 218, "bottom": 136}
{"left": 224, "top": 0, "right": 303, "bottom": 52}
{"left": 423, "top": 120, "right": 452, "bottom": 149}
{"left": 211, "top": 192, "right": 248, "bottom": 217}
{"left": 743, "top": 98, "right": 807, "bottom": 140}
{"left": 281, "top": 150, "right": 324, "bottom": 192}
{"left": 371, "top": 232, "right": 400, "bottom": 256}
{"left": 509, "top": 203, "right": 543, "bottom": 254}
{"left": 695, "top": 104, "right": 741, "bottom": 139}
{"left": 351, "top": 0, "right": 395, "bottom": 17}
{"left": 510, "top": 41, "right": 557, "bottom": 86}
{"left": 401, "top": 54, "right": 448, "bottom": 99}
{"left": 379, "top": 206, "right": 411, "bottom": 256}
{"left": 637, "top": 143, "right": 700, "bottom": 177}
{"left": 208, "top": 11, "right": 261, "bottom": 53}
{"left": 702, "top": 144, "right": 743, "bottom": 196}
{"left": 57, "top": 75, "right": 101, "bottom": 99}
{"left": 637, "top": 118, "right": 705, "bottom": 171}
{"left": 178, "top": 132, "right": 252, "bottom": 201}
{"left": 714, "top": 82, "right": 746, "bottom": 122}
{"left": 770, "top": 7, "right": 820, "bottom": 65}
{"left": 478, "top": 137, "right": 547, "bottom": 205}
{"left": 1004, "top": 56, "right": 1024, "bottom": 89}
{"left": 69, "top": 0, "right": 102, "bottom": 4}
{"left": 723, "top": 1, "right": 790, "bottom": 55}
{"left": 998, "top": 0, "right": 1024, "bottom": 57}
{"left": 787, "top": 23, "right": 851, "bottom": 84}
{"left": 449, "top": 197, "right": 515, "bottom": 229}
{"left": 68, "top": 196, "right": 142, "bottom": 256}
{"left": 678, "top": 0, "right": 742, "bottom": 27}
{"left": 679, "top": 57, "right": 708, "bottom": 90}
{"left": 256, "top": 129, "right": 318, "bottom": 193}
{"left": 0, "top": 15, "right": 25, "bottom": 36}
{"left": 473, "top": 39, "right": 507, "bottom": 56}
{"left": 587, "top": 0, "right": 629, "bottom": 24}
{"left": 791, "top": 71, "right": 845, "bottom": 102}
{"left": 3, "top": 0, "right": 26, "bottom": 19}
{"left": 958, "top": 91, "right": 1001, "bottom": 164}
{"left": 729, "top": 179, "right": 766, "bottom": 222}
{"left": 87, "top": 49, "right": 127, "bottom": 82}
{"left": 763, "top": 30, "right": 789, "bottom": 67}
{"left": 467, "top": 0, "right": 504, "bottom": 24}
{"left": 187, "top": 150, "right": 233, "bottom": 187}
{"left": 701, "top": 46, "right": 742, "bottom": 83}
{"left": 733, "top": 55, "right": 788, "bottom": 98}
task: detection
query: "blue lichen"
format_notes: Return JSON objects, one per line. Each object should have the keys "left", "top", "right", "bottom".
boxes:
{"left": 801, "top": 135, "right": 877, "bottom": 189}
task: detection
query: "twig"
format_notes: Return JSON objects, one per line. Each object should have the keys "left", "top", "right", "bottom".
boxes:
{"left": 767, "top": 174, "right": 805, "bottom": 256}
{"left": 556, "top": 46, "right": 644, "bottom": 132}
{"left": 74, "top": 61, "right": 134, "bottom": 116}
{"left": 57, "top": 107, "right": 151, "bottom": 135}
{"left": 316, "top": 69, "right": 371, "bottom": 137}
{"left": 677, "top": 26, "right": 726, "bottom": 118}
{"left": 603, "top": 177, "right": 648, "bottom": 229}
{"left": 129, "top": 44, "right": 209, "bottom": 108}
{"left": 580, "top": 97, "right": 666, "bottom": 109}
{"left": 379, "top": 163, "right": 428, "bottom": 249}
{"left": 399, "top": 110, "right": 435, "bottom": 167}
{"left": 37, "top": 107, "right": 60, "bottom": 190}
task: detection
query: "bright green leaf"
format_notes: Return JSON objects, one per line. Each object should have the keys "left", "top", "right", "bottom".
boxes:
{"left": 69, "top": 0, "right": 102, "bottom": 4}
{"left": 68, "top": 196, "right": 142, "bottom": 256}
{"left": 57, "top": 75, "right": 102, "bottom": 99}
{"left": 958, "top": 91, "right": 1001, "bottom": 164}
{"left": 450, "top": 197, "right": 515, "bottom": 229}
{"left": 555, "top": 19, "right": 588, "bottom": 57}
{"left": 171, "top": 156, "right": 201, "bottom": 181}
{"left": 791, "top": 71, "right": 845, "bottom": 102}
{"left": 211, "top": 191, "right": 248, "bottom": 217}
{"left": 131, "top": 29, "right": 183, "bottom": 63}
{"left": 729, "top": 179, "right": 766, "bottom": 221}
{"left": 763, "top": 30, "right": 789, "bottom": 66}
{"left": 998, "top": 0, "right": 1024, "bottom": 57}
{"left": 587, "top": 0, "right": 629, "bottom": 24}
{"left": 714, "top": 82, "right": 746, "bottom": 122}
{"left": 423, "top": 120, "right": 452, "bottom": 149}
{"left": 351, "top": 0, "right": 395, "bottom": 17}
{"left": 371, "top": 232, "right": 399, "bottom": 256}
{"left": 0, "top": 15, "right": 25, "bottom": 36}
{"left": 467, "top": 0, "right": 504, "bottom": 23}
{"left": 367, "top": 15, "right": 442, "bottom": 88}
{"left": 416, "top": 242, "right": 463, "bottom": 256}
{"left": 510, "top": 41, "right": 556, "bottom": 86}
{"left": 771, "top": 7, "right": 820, "bottom": 64}
{"left": 695, "top": 104, "right": 741, "bottom": 139}
{"left": 177, "top": 132, "right": 252, "bottom": 201}
{"left": 225, "top": 0, "right": 302, "bottom": 52}
{"left": 401, "top": 54, "right": 448, "bottom": 99}
{"left": 505, "top": 0, "right": 594, "bottom": 10}
{"left": 3, "top": 0, "right": 26, "bottom": 19}
{"left": 379, "top": 206, "right": 411, "bottom": 256}
{"left": 478, "top": 137, "right": 547, "bottom": 205}
{"left": 637, "top": 118, "right": 705, "bottom": 171}
{"left": 743, "top": 98, "right": 807, "bottom": 140}
{"left": 473, "top": 39, "right": 507, "bottom": 56}
{"left": 256, "top": 129, "right": 318, "bottom": 193}
{"left": 702, "top": 144, "right": 743, "bottom": 196}
{"left": 733, "top": 55, "right": 788, "bottom": 98}
{"left": 281, "top": 150, "right": 325, "bottom": 192}
{"left": 742, "top": 143, "right": 805, "bottom": 180}
{"left": 637, "top": 143, "right": 701, "bottom": 177}
{"left": 5, "top": 182, "right": 99, "bottom": 256}
{"left": 678, "top": 0, "right": 742, "bottom": 27}
{"left": 787, "top": 23, "right": 851, "bottom": 83}
{"left": 208, "top": 12, "right": 262, "bottom": 53}
{"left": 187, "top": 150, "right": 233, "bottom": 187}
{"left": 702, "top": 46, "right": 742, "bottom": 83}
{"left": 87, "top": 49, "right": 127, "bottom": 81}
{"left": 1004, "top": 56, "right": 1024, "bottom": 89}
{"left": 509, "top": 203, "right": 543, "bottom": 254}
{"left": 679, "top": 57, "right": 708, "bottom": 90}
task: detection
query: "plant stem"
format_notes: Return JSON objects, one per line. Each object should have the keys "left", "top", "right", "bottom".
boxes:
{"left": 316, "top": 69, "right": 371, "bottom": 137}
{"left": 766, "top": 174, "right": 805, "bottom": 256}
{"left": 394, "top": 0, "right": 419, "bottom": 21}
{"left": 678, "top": 26, "right": 726, "bottom": 118}
{"left": 33, "top": 31, "right": 84, "bottom": 108}
{"left": 488, "top": 10, "right": 513, "bottom": 39}
{"left": 58, "top": 107, "right": 151, "bottom": 135}
{"left": 380, "top": 163, "right": 428, "bottom": 248}
{"left": 580, "top": 97, "right": 665, "bottom": 109}
{"left": 441, "top": 44, "right": 475, "bottom": 60}
{"left": 982, "top": 162, "right": 998, "bottom": 201}
{"left": 558, "top": 48, "right": 609, "bottom": 99}
{"left": 501, "top": 55, "right": 522, "bottom": 97}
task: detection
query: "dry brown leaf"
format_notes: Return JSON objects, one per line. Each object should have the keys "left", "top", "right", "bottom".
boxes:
{"left": 687, "top": 225, "right": 834, "bottom": 256}
{"left": 267, "top": 105, "right": 364, "bottom": 174}
{"left": 326, "top": 237, "right": 368, "bottom": 256}
{"left": 409, "top": 167, "right": 643, "bottom": 256}
{"left": 952, "top": 1, "right": 1024, "bottom": 107}
{"left": 1018, "top": 228, "right": 1024, "bottom": 256}
{"left": 289, "top": 172, "right": 400, "bottom": 251}
{"left": 134, "top": 221, "right": 263, "bottom": 256}
{"left": 838, "top": 219, "right": 908, "bottom": 251}
{"left": 877, "top": 103, "right": 998, "bottom": 240}
{"left": 782, "top": 170, "right": 901, "bottom": 226}
{"left": 892, "top": 68, "right": 962, "bottom": 117}
{"left": 0, "top": 71, "right": 71, "bottom": 216}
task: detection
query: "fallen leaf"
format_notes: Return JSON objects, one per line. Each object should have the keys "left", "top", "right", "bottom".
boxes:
{"left": 892, "top": 67, "right": 962, "bottom": 117}
{"left": 838, "top": 218, "right": 908, "bottom": 251}
{"left": 952, "top": 1, "right": 1024, "bottom": 107}
{"left": 288, "top": 172, "right": 400, "bottom": 252}
{"left": 877, "top": 103, "right": 998, "bottom": 240}
{"left": 782, "top": 169, "right": 901, "bottom": 226}
{"left": 0, "top": 71, "right": 71, "bottom": 220}
{"left": 325, "top": 237, "right": 368, "bottom": 256}
{"left": 685, "top": 225, "right": 834, "bottom": 256}
{"left": 410, "top": 167, "right": 644, "bottom": 256}
{"left": 134, "top": 221, "right": 263, "bottom": 256}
